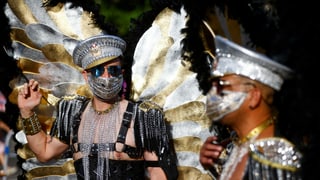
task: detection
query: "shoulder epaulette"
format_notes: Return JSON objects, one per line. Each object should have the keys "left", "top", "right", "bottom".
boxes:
{"left": 138, "top": 100, "right": 163, "bottom": 113}
{"left": 250, "top": 137, "right": 302, "bottom": 172}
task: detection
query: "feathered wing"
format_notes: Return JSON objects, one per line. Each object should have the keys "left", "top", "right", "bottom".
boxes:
{"left": 131, "top": 7, "right": 214, "bottom": 179}
{"left": 6, "top": 0, "right": 103, "bottom": 105}
{"left": 4, "top": 0, "right": 104, "bottom": 178}
{"left": 6, "top": 0, "right": 105, "bottom": 130}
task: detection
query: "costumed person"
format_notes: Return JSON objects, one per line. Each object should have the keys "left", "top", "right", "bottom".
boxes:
{"left": 200, "top": 35, "right": 303, "bottom": 179}
{"left": 198, "top": 0, "right": 319, "bottom": 179}
{"left": 125, "top": 0, "right": 260, "bottom": 178}
{"left": 3, "top": 0, "right": 127, "bottom": 179}
{"left": 17, "top": 34, "right": 178, "bottom": 179}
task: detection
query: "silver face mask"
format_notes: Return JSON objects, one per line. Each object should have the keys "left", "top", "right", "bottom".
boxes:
{"left": 206, "top": 88, "right": 247, "bottom": 122}
{"left": 87, "top": 75, "right": 123, "bottom": 101}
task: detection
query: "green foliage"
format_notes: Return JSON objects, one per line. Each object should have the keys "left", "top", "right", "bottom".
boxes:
{"left": 95, "top": 0, "right": 151, "bottom": 36}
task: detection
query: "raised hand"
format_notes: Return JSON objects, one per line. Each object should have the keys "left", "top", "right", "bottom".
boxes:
{"left": 17, "top": 79, "right": 42, "bottom": 117}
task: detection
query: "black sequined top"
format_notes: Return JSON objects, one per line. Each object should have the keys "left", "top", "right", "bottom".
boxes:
{"left": 50, "top": 95, "right": 178, "bottom": 180}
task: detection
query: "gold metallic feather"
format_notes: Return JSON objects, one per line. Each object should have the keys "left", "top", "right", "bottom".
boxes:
{"left": 132, "top": 7, "right": 214, "bottom": 179}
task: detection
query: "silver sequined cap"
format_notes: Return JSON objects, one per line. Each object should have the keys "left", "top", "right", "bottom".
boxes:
{"left": 213, "top": 36, "right": 293, "bottom": 91}
{"left": 73, "top": 34, "right": 126, "bottom": 70}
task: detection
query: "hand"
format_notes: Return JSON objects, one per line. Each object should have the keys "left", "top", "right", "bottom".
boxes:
{"left": 199, "top": 136, "right": 225, "bottom": 169}
{"left": 17, "top": 79, "right": 42, "bottom": 117}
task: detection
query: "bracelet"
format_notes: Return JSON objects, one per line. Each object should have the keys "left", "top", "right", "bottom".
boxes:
{"left": 20, "top": 113, "right": 42, "bottom": 135}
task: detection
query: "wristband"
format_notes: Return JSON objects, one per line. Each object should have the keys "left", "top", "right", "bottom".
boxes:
{"left": 20, "top": 113, "right": 42, "bottom": 135}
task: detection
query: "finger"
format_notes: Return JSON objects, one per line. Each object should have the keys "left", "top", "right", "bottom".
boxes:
{"left": 205, "top": 136, "right": 218, "bottom": 143}
{"left": 29, "top": 79, "right": 35, "bottom": 84}
{"left": 31, "top": 81, "right": 39, "bottom": 91}
{"left": 206, "top": 142, "right": 224, "bottom": 151}
{"left": 28, "top": 79, "right": 36, "bottom": 90}
{"left": 202, "top": 147, "right": 224, "bottom": 161}
{"left": 200, "top": 156, "right": 214, "bottom": 167}
{"left": 21, "top": 83, "right": 30, "bottom": 96}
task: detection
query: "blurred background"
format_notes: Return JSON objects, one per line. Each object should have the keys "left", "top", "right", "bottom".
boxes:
{"left": 96, "top": 0, "right": 151, "bottom": 36}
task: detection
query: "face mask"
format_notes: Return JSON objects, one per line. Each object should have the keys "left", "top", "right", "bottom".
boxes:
{"left": 206, "top": 89, "right": 247, "bottom": 122}
{"left": 87, "top": 75, "right": 123, "bottom": 101}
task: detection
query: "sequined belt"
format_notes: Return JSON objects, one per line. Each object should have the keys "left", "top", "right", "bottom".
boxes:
{"left": 76, "top": 143, "right": 142, "bottom": 158}
{"left": 77, "top": 143, "right": 114, "bottom": 155}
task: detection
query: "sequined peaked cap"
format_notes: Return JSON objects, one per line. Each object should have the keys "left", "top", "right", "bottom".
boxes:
{"left": 73, "top": 35, "right": 126, "bottom": 70}
{"left": 212, "top": 36, "right": 293, "bottom": 91}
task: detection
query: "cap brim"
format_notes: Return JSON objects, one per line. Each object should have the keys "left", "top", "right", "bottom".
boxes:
{"left": 85, "top": 56, "right": 118, "bottom": 70}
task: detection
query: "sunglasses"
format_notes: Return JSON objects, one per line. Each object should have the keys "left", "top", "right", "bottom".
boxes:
{"left": 212, "top": 78, "right": 256, "bottom": 95}
{"left": 89, "top": 65, "right": 122, "bottom": 78}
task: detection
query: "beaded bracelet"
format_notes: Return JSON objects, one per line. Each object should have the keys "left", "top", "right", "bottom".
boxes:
{"left": 20, "top": 113, "right": 42, "bottom": 135}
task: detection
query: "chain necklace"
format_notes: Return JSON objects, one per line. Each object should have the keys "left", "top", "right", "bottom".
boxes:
{"left": 91, "top": 99, "right": 118, "bottom": 115}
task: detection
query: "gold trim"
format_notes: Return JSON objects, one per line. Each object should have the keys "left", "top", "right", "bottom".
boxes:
{"left": 251, "top": 151, "right": 297, "bottom": 172}
{"left": 177, "top": 166, "right": 213, "bottom": 180}
{"left": 173, "top": 137, "right": 202, "bottom": 152}
{"left": 7, "top": 0, "right": 38, "bottom": 25}
{"left": 25, "top": 159, "right": 76, "bottom": 179}
{"left": 10, "top": 28, "right": 38, "bottom": 49}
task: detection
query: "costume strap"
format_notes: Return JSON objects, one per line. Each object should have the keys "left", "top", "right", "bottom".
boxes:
{"left": 116, "top": 102, "right": 135, "bottom": 143}
{"left": 116, "top": 101, "right": 143, "bottom": 158}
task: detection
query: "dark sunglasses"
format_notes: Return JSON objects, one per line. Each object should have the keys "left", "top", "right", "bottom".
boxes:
{"left": 89, "top": 65, "right": 122, "bottom": 78}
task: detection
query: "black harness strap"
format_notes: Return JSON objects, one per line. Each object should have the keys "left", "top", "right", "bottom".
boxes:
{"left": 77, "top": 143, "right": 115, "bottom": 155}
{"left": 72, "top": 101, "right": 142, "bottom": 158}
{"left": 116, "top": 102, "right": 134, "bottom": 143}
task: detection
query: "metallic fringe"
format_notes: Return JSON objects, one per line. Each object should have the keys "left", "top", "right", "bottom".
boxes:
{"left": 50, "top": 95, "right": 88, "bottom": 144}
{"left": 138, "top": 101, "right": 169, "bottom": 156}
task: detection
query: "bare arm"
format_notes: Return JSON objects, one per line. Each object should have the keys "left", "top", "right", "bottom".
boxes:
{"left": 138, "top": 101, "right": 178, "bottom": 179}
{"left": 144, "top": 151, "right": 167, "bottom": 180}
{"left": 18, "top": 79, "right": 69, "bottom": 162}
